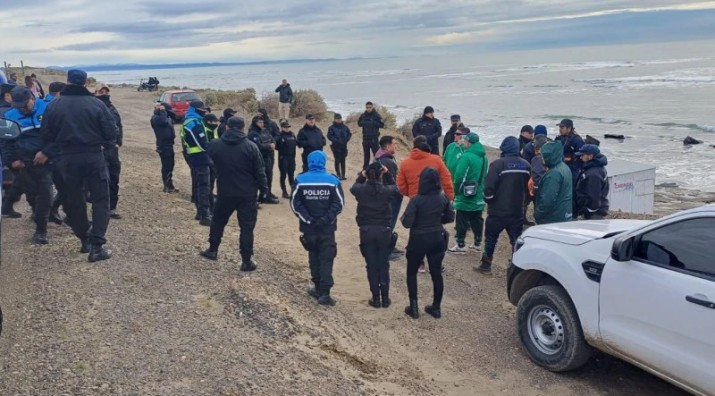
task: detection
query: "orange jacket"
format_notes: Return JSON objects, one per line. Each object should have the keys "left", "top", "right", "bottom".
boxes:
{"left": 397, "top": 148, "right": 455, "bottom": 200}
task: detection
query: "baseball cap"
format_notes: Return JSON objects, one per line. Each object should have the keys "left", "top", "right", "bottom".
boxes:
{"left": 464, "top": 132, "right": 480, "bottom": 144}
{"left": 95, "top": 83, "right": 110, "bottom": 93}
{"left": 334, "top": 113, "right": 342, "bottom": 119}
{"left": 67, "top": 69, "right": 87, "bottom": 85}
{"left": 10, "top": 86, "right": 33, "bottom": 108}
{"left": 280, "top": 120, "right": 291, "bottom": 128}
{"left": 305, "top": 114, "right": 315, "bottom": 120}
{"left": 575, "top": 144, "right": 600, "bottom": 156}
{"left": 190, "top": 100, "right": 207, "bottom": 110}
{"left": 557, "top": 118, "right": 574, "bottom": 128}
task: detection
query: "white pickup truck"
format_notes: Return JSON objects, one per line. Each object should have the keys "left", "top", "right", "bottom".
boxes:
{"left": 508, "top": 205, "right": 715, "bottom": 396}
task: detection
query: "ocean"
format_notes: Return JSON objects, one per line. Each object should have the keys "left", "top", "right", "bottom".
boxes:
{"left": 91, "top": 40, "right": 715, "bottom": 191}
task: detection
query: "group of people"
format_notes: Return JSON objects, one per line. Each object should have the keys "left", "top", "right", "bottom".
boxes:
{"left": 1, "top": 70, "right": 122, "bottom": 262}
{"left": 2, "top": 71, "right": 612, "bottom": 320}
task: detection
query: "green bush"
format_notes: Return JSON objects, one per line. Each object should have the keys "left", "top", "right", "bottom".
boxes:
{"left": 201, "top": 88, "right": 259, "bottom": 115}
{"left": 292, "top": 89, "right": 327, "bottom": 120}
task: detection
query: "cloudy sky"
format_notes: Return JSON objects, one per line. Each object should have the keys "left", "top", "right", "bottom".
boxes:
{"left": 2, "top": 0, "right": 715, "bottom": 66}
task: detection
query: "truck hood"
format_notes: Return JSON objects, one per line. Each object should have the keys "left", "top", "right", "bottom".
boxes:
{"left": 522, "top": 219, "right": 652, "bottom": 245}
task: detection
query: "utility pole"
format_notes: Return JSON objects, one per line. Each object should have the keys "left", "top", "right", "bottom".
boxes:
{"left": 20, "top": 60, "right": 25, "bottom": 78}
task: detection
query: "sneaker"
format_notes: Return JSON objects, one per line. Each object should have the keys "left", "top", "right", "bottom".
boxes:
{"left": 199, "top": 249, "right": 218, "bottom": 261}
{"left": 110, "top": 210, "right": 122, "bottom": 219}
{"left": 392, "top": 247, "right": 404, "bottom": 254}
{"left": 470, "top": 244, "right": 482, "bottom": 253}
{"left": 32, "top": 232, "right": 49, "bottom": 245}
{"left": 240, "top": 260, "right": 257, "bottom": 272}
{"left": 418, "top": 263, "right": 426, "bottom": 273}
{"left": 448, "top": 244, "right": 468, "bottom": 254}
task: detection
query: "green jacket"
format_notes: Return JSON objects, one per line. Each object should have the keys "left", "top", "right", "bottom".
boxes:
{"left": 443, "top": 142, "right": 464, "bottom": 175}
{"left": 535, "top": 141, "right": 573, "bottom": 224}
{"left": 452, "top": 142, "right": 488, "bottom": 212}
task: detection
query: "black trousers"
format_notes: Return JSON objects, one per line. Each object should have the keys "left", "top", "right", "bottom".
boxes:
{"left": 331, "top": 145, "right": 348, "bottom": 178}
{"left": 278, "top": 155, "right": 296, "bottom": 194}
{"left": 302, "top": 233, "right": 337, "bottom": 295}
{"left": 359, "top": 225, "right": 392, "bottom": 296}
{"left": 209, "top": 195, "right": 258, "bottom": 262}
{"left": 104, "top": 146, "right": 121, "bottom": 211}
{"left": 17, "top": 162, "right": 53, "bottom": 233}
{"left": 455, "top": 210, "right": 484, "bottom": 246}
{"left": 61, "top": 152, "right": 110, "bottom": 246}
{"left": 362, "top": 138, "right": 379, "bottom": 170}
{"left": 263, "top": 154, "right": 274, "bottom": 195}
{"left": 51, "top": 161, "right": 64, "bottom": 213}
{"left": 406, "top": 230, "right": 447, "bottom": 306}
{"left": 483, "top": 215, "right": 523, "bottom": 259}
{"left": 191, "top": 165, "right": 211, "bottom": 214}
{"left": 157, "top": 144, "right": 175, "bottom": 185}
{"left": 2, "top": 169, "right": 35, "bottom": 212}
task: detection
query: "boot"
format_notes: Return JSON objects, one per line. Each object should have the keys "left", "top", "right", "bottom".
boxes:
{"left": 240, "top": 259, "right": 257, "bottom": 272}
{"left": 110, "top": 209, "right": 122, "bottom": 220}
{"left": 281, "top": 191, "right": 290, "bottom": 199}
{"left": 80, "top": 239, "right": 91, "bottom": 253}
{"left": 368, "top": 292, "right": 381, "bottom": 308}
{"left": 476, "top": 255, "right": 493, "bottom": 274}
{"left": 380, "top": 287, "right": 391, "bottom": 308}
{"left": 199, "top": 211, "right": 212, "bottom": 227}
{"left": 318, "top": 293, "right": 336, "bottom": 306}
{"left": 425, "top": 303, "right": 442, "bottom": 319}
{"left": 88, "top": 245, "right": 112, "bottom": 263}
{"left": 2, "top": 199, "right": 21, "bottom": 218}
{"left": 194, "top": 211, "right": 201, "bottom": 221}
{"left": 32, "top": 232, "right": 49, "bottom": 245}
{"left": 49, "top": 209, "right": 64, "bottom": 225}
{"left": 164, "top": 180, "right": 178, "bottom": 193}
{"left": 404, "top": 299, "right": 419, "bottom": 319}
{"left": 307, "top": 285, "right": 320, "bottom": 300}
{"left": 261, "top": 194, "right": 280, "bottom": 205}
{"left": 200, "top": 249, "right": 218, "bottom": 261}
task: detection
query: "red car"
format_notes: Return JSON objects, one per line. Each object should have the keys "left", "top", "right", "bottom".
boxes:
{"left": 158, "top": 90, "right": 201, "bottom": 120}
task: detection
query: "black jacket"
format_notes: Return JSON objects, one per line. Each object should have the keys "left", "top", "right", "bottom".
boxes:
{"left": 276, "top": 131, "right": 297, "bottom": 159}
{"left": 248, "top": 120, "right": 275, "bottom": 159}
{"left": 41, "top": 84, "right": 117, "bottom": 158}
{"left": 262, "top": 116, "right": 280, "bottom": 140}
{"left": 357, "top": 111, "right": 384, "bottom": 140}
{"left": 97, "top": 94, "right": 123, "bottom": 146}
{"left": 412, "top": 116, "right": 442, "bottom": 145}
{"left": 555, "top": 132, "right": 585, "bottom": 174}
{"left": 484, "top": 154, "right": 531, "bottom": 218}
{"left": 208, "top": 128, "right": 268, "bottom": 197}
{"left": 350, "top": 173, "right": 399, "bottom": 228}
{"left": 518, "top": 136, "right": 531, "bottom": 153}
{"left": 275, "top": 84, "right": 293, "bottom": 103}
{"left": 297, "top": 124, "right": 326, "bottom": 152}
{"left": 218, "top": 108, "right": 235, "bottom": 138}
{"left": 327, "top": 122, "right": 351, "bottom": 149}
{"left": 442, "top": 123, "right": 464, "bottom": 155}
{"left": 575, "top": 155, "right": 609, "bottom": 217}
{"left": 375, "top": 149, "right": 398, "bottom": 179}
{"left": 150, "top": 109, "right": 176, "bottom": 147}
{"left": 401, "top": 168, "right": 455, "bottom": 234}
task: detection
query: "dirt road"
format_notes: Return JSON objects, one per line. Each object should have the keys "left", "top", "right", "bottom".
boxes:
{"left": 0, "top": 80, "right": 688, "bottom": 395}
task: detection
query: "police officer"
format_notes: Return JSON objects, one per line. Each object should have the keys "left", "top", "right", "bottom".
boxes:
{"left": 350, "top": 161, "right": 399, "bottom": 308}
{"left": 574, "top": 144, "right": 609, "bottom": 220}
{"left": 95, "top": 84, "right": 123, "bottom": 219}
{"left": 150, "top": 102, "right": 177, "bottom": 193}
{"left": 296, "top": 114, "right": 326, "bottom": 173}
{"left": 291, "top": 150, "right": 344, "bottom": 306}
{"left": 203, "top": 113, "right": 221, "bottom": 210}
{"left": 41, "top": 69, "right": 117, "bottom": 262}
{"left": 200, "top": 116, "right": 268, "bottom": 271}
{"left": 276, "top": 120, "right": 297, "bottom": 199}
{"left": 3, "top": 87, "right": 52, "bottom": 244}
{"left": 248, "top": 115, "right": 279, "bottom": 204}
{"left": 181, "top": 100, "right": 212, "bottom": 226}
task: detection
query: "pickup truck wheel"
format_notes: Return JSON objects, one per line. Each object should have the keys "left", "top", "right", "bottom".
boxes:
{"left": 517, "top": 285, "right": 591, "bottom": 372}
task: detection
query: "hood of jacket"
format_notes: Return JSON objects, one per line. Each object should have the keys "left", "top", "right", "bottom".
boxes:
{"left": 249, "top": 116, "right": 263, "bottom": 133}
{"left": 307, "top": 150, "right": 328, "bottom": 172}
{"left": 418, "top": 167, "right": 441, "bottom": 195}
{"left": 408, "top": 147, "right": 432, "bottom": 161}
{"left": 96, "top": 94, "right": 112, "bottom": 106}
{"left": 584, "top": 153, "right": 608, "bottom": 169}
{"left": 499, "top": 136, "right": 520, "bottom": 157}
{"left": 541, "top": 141, "right": 565, "bottom": 168}
{"left": 221, "top": 128, "right": 247, "bottom": 145}
{"left": 465, "top": 141, "right": 486, "bottom": 157}
{"left": 185, "top": 106, "right": 203, "bottom": 121}
{"left": 375, "top": 148, "right": 394, "bottom": 160}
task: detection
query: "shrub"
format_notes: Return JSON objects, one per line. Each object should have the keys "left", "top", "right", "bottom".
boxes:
{"left": 292, "top": 89, "right": 327, "bottom": 120}
{"left": 86, "top": 77, "right": 97, "bottom": 86}
{"left": 201, "top": 88, "right": 259, "bottom": 115}
{"left": 344, "top": 104, "right": 396, "bottom": 129}
{"left": 397, "top": 113, "right": 422, "bottom": 141}
{"left": 259, "top": 91, "right": 280, "bottom": 118}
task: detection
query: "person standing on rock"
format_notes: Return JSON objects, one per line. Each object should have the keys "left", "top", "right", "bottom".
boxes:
{"left": 275, "top": 79, "right": 293, "bottom": 121}
{"left": 276, "top": 120, "right": 297, "bottom": 199}
{"left": 401, "top": 167, "right": 455, "bottom": 319}
{"left": 327, "top": 113, "right": 351, "bottom": 180}
{"left": 350, "top": 161, "right": 399, "bottom": 309}
{"left": 181, "top": 100, "right": 213, "bottom": 226}
{"left": 41, "top": 69, "right": 117, "bottom": 262}
{"left": 95, "top": 84, "right": 123, "bottom": 219}
{"left": 412, "top": 106, "right": 442, "bottom": 154}
{"left": 200, "top": 116, "right": 267, "bottom": 271}
{"left": 357, "top": 101, "right": 384, "bottom": 170}
{"left": 151, "top": 102, "right": 178, "bottom": 193}
{"left": 291, "top": 150, "right": 344, "bottom": 306}
{"left": 442, "top": 114, "right": 464, "bottom": 156}
{"left": 296, "top": 114, "right": 326, "bottom": 173}
{"left": 574, "top": 144, "right": 609, "bottom": 220}
{"left": 248, "top": 116, "right": 280, "bottom": 204}
{"left": 479, "top": 136, "right": 531, "bottom": 274}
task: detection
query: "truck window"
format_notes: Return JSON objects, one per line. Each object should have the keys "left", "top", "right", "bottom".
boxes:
{"left": 172, "top": 92, "right": 199, "bottom": 102}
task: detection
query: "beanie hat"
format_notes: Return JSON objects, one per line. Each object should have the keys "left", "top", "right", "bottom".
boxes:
{"left": 227, "top": 116, "right": 245, "bottom": 129}
{"left": 534, "top": 125, "right": 547, "bottom": 136}
{"left": 67, "top": 69, "right": 87, "bottom": 85}
{"left": 423, "top": 106, "right": 434, "bottom": 115}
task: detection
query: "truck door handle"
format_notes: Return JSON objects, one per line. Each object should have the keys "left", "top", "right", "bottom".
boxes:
{"left": 686, "top": 295, "right": 715, "bottom": 310}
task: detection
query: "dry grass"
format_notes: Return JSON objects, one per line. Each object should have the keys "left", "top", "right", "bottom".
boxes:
{"left": 397, "top": 113, "right": 422, "bottom": 141}
{"left": 199, "top": 88, "right": 259, "bottom": 115}
{"left": 292, "top": 89, "right": 328, "bottom": 120}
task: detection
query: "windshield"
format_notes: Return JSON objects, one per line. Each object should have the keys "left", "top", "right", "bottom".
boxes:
{"left": 172, "top": 92, "right": 199, "bottom": 102}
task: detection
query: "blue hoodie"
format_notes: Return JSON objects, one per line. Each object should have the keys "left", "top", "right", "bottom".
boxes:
{"left": 291, "top": 150, "right": 345, "bottom": 234}
{"left": 3, "top": 99, "right": 48, "bottom": 162}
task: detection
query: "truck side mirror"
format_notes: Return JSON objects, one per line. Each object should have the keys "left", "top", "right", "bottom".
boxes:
{"left": 0, "top": 117, "right": 22, "bottom": 140}
{"left": 611, "top": 235, "right": 635, "bottom": 262}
